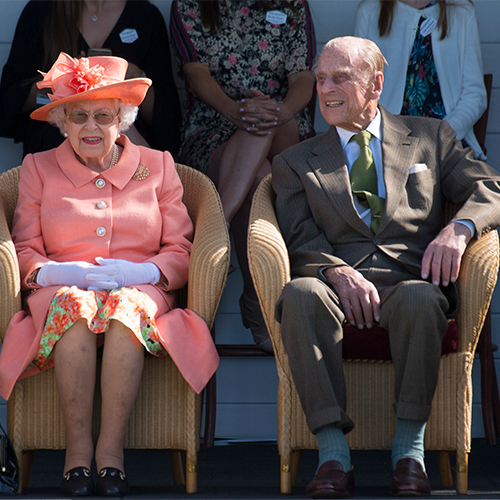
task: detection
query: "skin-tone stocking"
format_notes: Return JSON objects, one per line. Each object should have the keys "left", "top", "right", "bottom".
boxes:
{"left": 54, "top": 319, "right": 97, "bottom": 474}
{"left": 95, "top": 320, "right": 144, "bottom": 472}
{"left": 55, "top": 319, "right": 145, "bottom": 474}
{"left": 208, "top": 118, "right": 300, "bottom": 297}
{"left": 208, "top": 118, "right": 300, "bottom": 223}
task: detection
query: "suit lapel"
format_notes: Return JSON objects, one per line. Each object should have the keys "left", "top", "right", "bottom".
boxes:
{"left": 378, "top": 108, "right": 419, "bottom": 233}
{"left": 308, "top": 127, "right": 373, "bottom": 237}
{"left": 305, "top": 109, "right": 420, "bottom": 237}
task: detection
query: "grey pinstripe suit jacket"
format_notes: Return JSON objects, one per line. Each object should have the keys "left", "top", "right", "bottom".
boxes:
{"left": 272, "top": 106, "right": 500, "bottom": 281}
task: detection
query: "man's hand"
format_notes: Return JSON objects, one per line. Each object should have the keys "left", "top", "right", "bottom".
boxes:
{"left": 421, "top": 222, "right": 472, "bottom": 287}
{"left": 324, "top": 266, "right": 380, "bottom": 329}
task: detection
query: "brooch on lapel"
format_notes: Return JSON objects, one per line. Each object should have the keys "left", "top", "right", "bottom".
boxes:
{"left": 132, "top": 165, "right": 150, "bottom": 181}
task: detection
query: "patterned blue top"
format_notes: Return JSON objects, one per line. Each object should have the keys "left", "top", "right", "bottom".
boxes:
{"left": 401, "top": 12, "right": 446, "bottom": 119}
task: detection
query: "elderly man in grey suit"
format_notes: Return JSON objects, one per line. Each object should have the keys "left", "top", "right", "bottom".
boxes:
{"left": 272, "top": 36, "right": 500, "bottom": 498}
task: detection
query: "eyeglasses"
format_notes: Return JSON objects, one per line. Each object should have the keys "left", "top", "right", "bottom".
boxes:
{"left": 65, "top": 110, "right": 119, "bottom": 125}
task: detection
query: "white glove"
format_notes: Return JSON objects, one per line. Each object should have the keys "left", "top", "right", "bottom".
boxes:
{"left": 37, "top": 261, "right": 119, "bottom": 290}
{"left": 94, "top": 257, "right": 161, "bottom": 288}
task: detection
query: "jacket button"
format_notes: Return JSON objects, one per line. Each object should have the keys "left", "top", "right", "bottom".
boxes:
{"left": 95, "top": 178, "right": 106, "bottom": 189}
{"left": 96, "top": 227, "right": 107, "bottom": 237}
{"left": 96, "top": 201, "right": 107, "bottom": 209}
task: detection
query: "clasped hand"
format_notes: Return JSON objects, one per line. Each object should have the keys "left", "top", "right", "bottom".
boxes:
{"left": 236, "top": 90, "right": 292, "bottom": 135}
{"left": 37, "top": 258, "right": 160, "bottom": 290}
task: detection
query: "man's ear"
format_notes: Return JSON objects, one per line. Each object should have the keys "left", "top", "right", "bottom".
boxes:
{"left": 370, "top": 72, "right": 384, "bottom": 100}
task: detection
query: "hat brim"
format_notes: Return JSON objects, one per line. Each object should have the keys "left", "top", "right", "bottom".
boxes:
{"left": 30, "top": 77, "right": 152, "bottom": 121}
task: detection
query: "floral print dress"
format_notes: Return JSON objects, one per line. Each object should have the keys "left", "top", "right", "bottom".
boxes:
{"left": 170, "top": 0, "right": 316, "bottom": 173}
{"left": 34, "top": 286, "right": 169, "bottom": 371}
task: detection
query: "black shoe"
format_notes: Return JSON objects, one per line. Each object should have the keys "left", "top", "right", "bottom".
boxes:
{"left": 60, "top": 467, "right": 94, "bottom": 497}
{"left": 96, "top": 467, "right": 129, "bottom": 497}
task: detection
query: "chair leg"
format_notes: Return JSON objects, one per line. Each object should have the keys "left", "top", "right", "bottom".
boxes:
{"left": 291, "top": 450, "right": 301, "bottom": 487}
{"left": 204, "top": 373, "right": 217, "bottom": 447}
{"left": 456, "top": 453, "right": 468, "bottom": 495}
{"left": 436, "top": 451, "right": 453, "bottom": 487}
{"left": 492, "top": 359, "right": 500, "bottom": 434}
{"left": 186, "top": 452, "right": 197, "bottom": 493}
{"left": 19, "top": 450, "right": 34, "bottom": 493}
{"left": 281, "top": 456, "right": 293, "bottom": 494}
{"left": 204, "top": 326, "right": 217, "bottom": 448}
{"left": 169, "top": 450, "right": 185, "bottom": 486}
{"left": 479, "top": 308, "right": 498, "bottom": 445}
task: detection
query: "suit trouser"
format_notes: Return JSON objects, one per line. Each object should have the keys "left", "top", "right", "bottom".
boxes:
{"left": 275, "top": 252, "right": 450, "bottom": 435}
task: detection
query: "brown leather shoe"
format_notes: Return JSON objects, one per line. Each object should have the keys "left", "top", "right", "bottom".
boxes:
{"left": 391, "top": 458, "right": 431, "bottom": 497}
{"left": 306, "top": 460, "right": 354, "bottom": 498}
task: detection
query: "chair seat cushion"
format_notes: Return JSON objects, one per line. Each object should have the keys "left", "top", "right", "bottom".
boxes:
{"left": 342, "top": 319, "right": 458, "bottom": 361}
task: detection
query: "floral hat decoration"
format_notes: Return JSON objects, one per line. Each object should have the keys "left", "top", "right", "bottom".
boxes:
{"left": 30, "top": 52, "right": 152, "bottom": 121}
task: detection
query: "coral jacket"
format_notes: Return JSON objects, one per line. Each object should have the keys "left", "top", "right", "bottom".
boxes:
{"left": 0, "top": 136, "right": 219, "bottom": 399}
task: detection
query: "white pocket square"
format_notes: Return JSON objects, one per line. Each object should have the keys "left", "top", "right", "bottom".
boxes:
{"left": 409, "top": 163, "right": 428, "bottom": 174}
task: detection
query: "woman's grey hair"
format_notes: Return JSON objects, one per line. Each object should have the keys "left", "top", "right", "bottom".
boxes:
{"left": 47, "top": 99, "right": 138, "bottom": 136}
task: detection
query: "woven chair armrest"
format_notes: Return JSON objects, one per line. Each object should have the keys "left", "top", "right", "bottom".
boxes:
{"left": 0, "top": 168, "right": 22, "bottom": 345}
{"left": 455, "top": 228, "right": 499, "bottom": 353}
{"left": 248, "top": 174, "right": 292, "bottom": 375}
{"left": 0, "top": 228, "right": 21, "bottom": 346}
{"left": 175, "top": 164, "right": 230, "bottom": 329}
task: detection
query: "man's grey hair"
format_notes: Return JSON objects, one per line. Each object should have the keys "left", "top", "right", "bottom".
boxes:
{"left": 316, "top": 36, "right": 387, "bottom": 83}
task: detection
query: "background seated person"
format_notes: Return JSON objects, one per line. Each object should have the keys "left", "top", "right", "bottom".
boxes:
{"left": 170, "top": 0, "right": 316, "bottom": 352}
{"left": 355, "top": 0, "right": 487, "bottom": 159}
{"left": 0, "top": 0, "right": 181, "bottom": 156}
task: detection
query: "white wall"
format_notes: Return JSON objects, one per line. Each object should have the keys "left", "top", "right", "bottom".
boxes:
{"left": 1, "top": 0, "right": 499, "bottom": 441}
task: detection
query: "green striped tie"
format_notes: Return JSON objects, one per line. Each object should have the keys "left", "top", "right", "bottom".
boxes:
{"left": 350, "top": 130, "right": 385, "bottom": 232}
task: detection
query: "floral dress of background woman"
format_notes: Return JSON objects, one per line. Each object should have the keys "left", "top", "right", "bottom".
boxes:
{"left": 170, "top": 0, "right": 316, "bottom": 174}
{"left": 170, "top": 0, "right": 316, "bottom": 353}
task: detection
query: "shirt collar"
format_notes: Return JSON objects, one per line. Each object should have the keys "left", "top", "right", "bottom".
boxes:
{"left": 336, "top": 108, "right": 382, "bottom": 149}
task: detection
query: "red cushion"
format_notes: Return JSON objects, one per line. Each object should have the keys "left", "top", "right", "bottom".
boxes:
{"left": 342, "top": 320, "right": 458, "bottom": 361}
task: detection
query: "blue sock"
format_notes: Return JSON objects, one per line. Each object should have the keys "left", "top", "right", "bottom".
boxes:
{"left": 316, "top": 424, "right": 351, "bottom": 472}
{"left": 392, "top": 419, "right": 426, "bottom": 471}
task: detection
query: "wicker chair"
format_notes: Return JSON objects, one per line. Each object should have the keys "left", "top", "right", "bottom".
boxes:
{"left": 247, "top": 174, "right": 499, "bottom": 495}
{"left": 0, "top": 163, "right": 230, "bottom": 494}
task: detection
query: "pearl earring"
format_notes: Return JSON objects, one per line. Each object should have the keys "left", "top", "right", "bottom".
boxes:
{"left": 63, "top": 132, "right": 68, "bottom": 137}
{"left": 117, "top": 133, "right": 121, "bottom": 138}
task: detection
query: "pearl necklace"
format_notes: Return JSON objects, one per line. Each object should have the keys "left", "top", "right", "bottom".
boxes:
{"left": 108, "top": 144, "right": 119, "bottom": 170}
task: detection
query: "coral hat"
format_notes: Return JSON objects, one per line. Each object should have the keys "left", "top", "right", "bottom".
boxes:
{"left": 30, "top": 52, "right": 152, "bottom": 121}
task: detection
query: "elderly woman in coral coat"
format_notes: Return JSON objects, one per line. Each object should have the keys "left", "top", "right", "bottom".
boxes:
{"left": 0, "top": 53, "right": 218, "bottom": 497}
